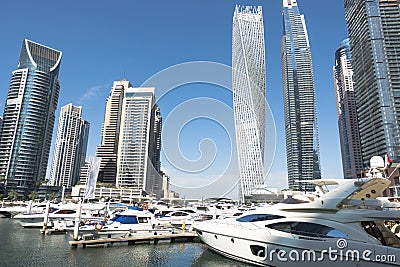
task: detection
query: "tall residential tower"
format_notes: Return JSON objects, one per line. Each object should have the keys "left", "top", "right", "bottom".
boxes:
{"left": 0, "top": 39, "right": 62, "bottom": 197}
{"left": 281, "top": 0, "right": 321, "bottom": 191}
{"left": 333, "top": 39, "right": 363, "bottom": 179}
{"left": 344, "top": 0, "right": 400, "bottom": 164}
{"left": 232, "top": 5, "right": 266, "bottom": 202}
{"left": 50, "top": 103, "right": 89, "bottom": 187}
{"left": 117, "top": 87, "right": 162, "bottom": 195}
{"left": 96, "top": 80, "right": 128, "bottom": 184}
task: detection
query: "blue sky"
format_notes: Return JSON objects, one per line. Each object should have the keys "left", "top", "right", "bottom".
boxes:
{"left": 0, "top": 1, "right": 348, "bottom": 197}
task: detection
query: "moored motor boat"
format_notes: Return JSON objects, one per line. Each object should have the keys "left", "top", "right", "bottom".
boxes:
{"left": 194, "top": 171, "right": 400, "bottom": 266}
{"left": 66, "top": 208, "right": 170, "bottom": 239}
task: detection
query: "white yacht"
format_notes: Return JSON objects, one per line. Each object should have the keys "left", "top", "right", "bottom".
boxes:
{"left": 13, "top": 207, "right": 101, "bottom": 228}
{"left": 194, "top": 201, "right": 243, "bottom": 220}
{"left": 193, "top": 169, "right": 400, "bottom": 266}
{"left": 13, "top": 202, "right": 105, "bottom": 228}
{"left": 0, "top": 202, "right": 48, "bottom": 218}
{"left": 67, "top": 208, "right": 172, "bottom": 239}
{"left": 156, "top": 210, "right": 200, "bottom": 229}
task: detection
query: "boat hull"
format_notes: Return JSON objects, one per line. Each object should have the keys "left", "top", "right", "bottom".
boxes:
{"left": 194, "top": 221, "right": 400, "bottom": 267}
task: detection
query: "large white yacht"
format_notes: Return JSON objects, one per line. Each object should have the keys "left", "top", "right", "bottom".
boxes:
{"left": 193, "top": 160, "right": 400, "bottom": 266}
{"left": 0, "top": 202, "right": 49, "bottom": 218}
{"left": 67, "top": 208, "right": 166, "bottom": 239}
{"left": 13, "top": 202, "right": 105, "bottom": 228}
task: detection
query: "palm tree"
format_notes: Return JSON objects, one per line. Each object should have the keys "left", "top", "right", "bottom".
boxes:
{"left": 28, "top": 191, "right": 39, "bottom": 201}
{"left": 7, "top": 190, "right": 19, "bottom": 201}
{"left": 48, "top": 192, "right": 58, "bottom": 201}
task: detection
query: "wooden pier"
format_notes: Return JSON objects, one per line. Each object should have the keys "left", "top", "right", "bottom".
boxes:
{"left": 69, "top": 231, "right": 199, "bottom": 248}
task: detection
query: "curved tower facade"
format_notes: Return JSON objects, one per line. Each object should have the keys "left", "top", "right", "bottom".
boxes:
{"left": 232, "top": 5, "right": 266, "bottom": 202}
{"left": 333, "top": 39, "right": 363, "bottom": 179}
{"left": 281, "top": 0, "right": 321, "bottom": 191}
{"left": 0, "top": 39, "right": 62, "bottom": 197}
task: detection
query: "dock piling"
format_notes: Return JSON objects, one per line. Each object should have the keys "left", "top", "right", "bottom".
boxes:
{"left": 41, "top": 200, "right": 50, "bottom": 234}
{"left": 72, "top": 200, "right": 83, "bottom": 241}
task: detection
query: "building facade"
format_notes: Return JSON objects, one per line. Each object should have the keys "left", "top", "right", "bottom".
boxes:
{"left": 75, "top": 119, "right": 90, "bottom": 184}
{"left": 344, "top": 0, "right": 400, "bottom": 165}
{"left": 281, "top": 0, "right": 321, "bottom": 191}
{"left": 50, "top": 103, "right": 89, "bottom": 187}
{"left": 116, "top": 87, "right": 162, "bottom": 196}
{"left": 96, "top": 80, "right": 128, "bottom": 184}
{"left": 232, "top": 5, "right": 266, "bottom": 202}
{"left": 78, "top": 160, "right": 91, "bottom": 186}
{"left": 0, "top": 39, "right": 62, "bottom": 197}
{"left": 0, "top": 117, "right": 3, "bottom": 137}
{"left": 333, "top": 39, "right": 364, "bottom": 179}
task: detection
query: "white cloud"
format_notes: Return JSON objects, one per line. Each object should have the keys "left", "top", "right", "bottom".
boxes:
{"left": 77, "top": 85, "right": 103, "bottom": 104}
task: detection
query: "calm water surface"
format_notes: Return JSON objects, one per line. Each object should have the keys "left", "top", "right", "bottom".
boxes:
{"left": 0, "top": 218, "right": 250, "bottom": 267}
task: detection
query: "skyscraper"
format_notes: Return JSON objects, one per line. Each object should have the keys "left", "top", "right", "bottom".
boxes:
{"left": 96, "top": 80, "right": 128, "bottom": 184}
{"left": 281, "top": 0, "right": 321, "bottom": 191}
{"left": 0, "top": 117, "right": 3, "bottom": 137}
{"left": 232, "top": 5, "right": 266, "bottom": 202}
{"left": 50, "top": 103, "right": 89, "bottom": 187}
{"left": 75, "top": 119, "right": 90, "bottom": 184}
{"left": 116, "top": 86, "right": 162, "bottom": 195}
{"left": 333, "top": 39, "right": 363, "bottom": 179}
{"left": 344, "top": 0, "right": 400, "bottom": 164}
{"left": 0, "top": 39, "right": 62, "bottom": 197}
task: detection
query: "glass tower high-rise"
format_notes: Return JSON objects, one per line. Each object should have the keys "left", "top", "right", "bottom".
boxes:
{"left": 333, "top": 39, "right": 363, "bottom": 179}
{"left": 232, "top": 5, "right": 266, "bottom": 202}
{"left": 96, "top": 80, "right": 128, "bottom": 184}
{"left": 0, "top": 39, "right": 62, "bottom": 197}
{"left": 116, "top": 86, "right": 162, "bottom": 195}
{"left": 281, "top": 0, "right": 321, "bottom": 191}
{"left": 344, "top": 0, "right": 400, "bottom": 164}
{"left": 50, "top": 103, "right": 89, "bottom": 188}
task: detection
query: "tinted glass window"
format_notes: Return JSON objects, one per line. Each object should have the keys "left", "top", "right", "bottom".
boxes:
{"left": 237, "top": 214, "right": 285, "bottom": 222}
{"left": 267, "top": 221, "right": 347, "bottom": 238}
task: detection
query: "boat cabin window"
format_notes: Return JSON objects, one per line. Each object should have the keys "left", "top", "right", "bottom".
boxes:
{"left": 114, "top": 215, "right": 138, "bottom": 224}
{"left": 236, "top": 214, "right": 285, "bottom": 222}
{"left": 55, "top": 209, "right": 76, "bottom": 214}
{"left": 138, "top": 217, "right": 149, "bottom": 223}
{"left": 361, "top": 221, "right": 400, "bottom": 247}
{"left": 267, "top": 222, "right": 348, "bottom": 238}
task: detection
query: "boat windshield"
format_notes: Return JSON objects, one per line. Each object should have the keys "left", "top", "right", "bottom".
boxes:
{"left": 361, "top": 221, "right": 400, "bottom": 248}
{"left": 236, "top": 214, "right": 285, "bottom": 222}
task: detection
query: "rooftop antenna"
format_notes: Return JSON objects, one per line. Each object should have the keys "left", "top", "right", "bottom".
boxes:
{"left": 121, "top": 70, "right": 126, "bottom": 82}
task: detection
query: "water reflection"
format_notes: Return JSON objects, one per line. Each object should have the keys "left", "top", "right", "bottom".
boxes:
{"left": 0, "top": 219, "right": 250, "bottom": 266}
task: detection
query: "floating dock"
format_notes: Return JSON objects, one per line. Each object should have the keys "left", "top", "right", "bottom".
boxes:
{"left": 69, "top": 231, "right": 199, "bottom": 248}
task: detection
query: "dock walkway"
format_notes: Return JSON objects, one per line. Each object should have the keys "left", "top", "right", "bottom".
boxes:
{"left": 69, "top": 231, "right": 199, "bottom": 248}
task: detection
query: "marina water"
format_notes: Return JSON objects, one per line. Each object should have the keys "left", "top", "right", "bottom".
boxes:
{"left": 0, "top": 218, "right": 249, "bottom": 267}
